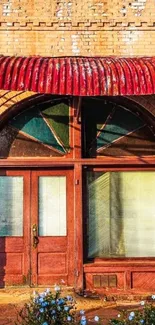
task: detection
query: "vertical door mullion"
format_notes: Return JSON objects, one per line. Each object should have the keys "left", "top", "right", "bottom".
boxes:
{"left": 30, "top": 171, "right": 39, "bottom": 286}
{"left": 23, "top": 170, "right": 31, "bottom": 285}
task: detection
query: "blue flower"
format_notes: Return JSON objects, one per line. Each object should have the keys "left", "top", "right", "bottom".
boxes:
{"left": 51, "top": 310, "right": 56, "bottom": 315}
{"left": 66, "top": 295, "right": 72, "bottom": 301}
{"left": 57, "top": 298, "right": 64, "bottom": 305}
{"left": 40, "top": 292, "right": 46, "bottom": 298}
{"left": 39, "top": 297, "right": 44, "bottom": 303}
{"left": 39, "top": 308, "right": 44, "bottom": 313}
{"left": 94, "top": 316, "right": 99, "bottom": 322}
{"left": 130, "top": 312, "right": 135, "bottom": 317}
{"left": 128, "top": 315, "right": 133, "bottom": 321}
{"left": 41, "top": 302, "right": 48, "bottom": 307}
{"left": 51, "top": 300, "right": 55, "bottom": 304}
{"left": 140, "top": 320, "right": 144, "bottom": 324}
{"left": 64, "top": 306, "right": 69, "bottom": 311}
{"left": 80, "top": 310, "right": 85, "bottom": 315}
{"left": 67, "top": 315, "right": 72, "bottom": 321}
{"left": 42, "top": 323, "right": 48, "bottom": 325}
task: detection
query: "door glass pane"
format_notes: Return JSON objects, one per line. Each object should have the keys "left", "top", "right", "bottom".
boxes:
{"left": 0, "top": 176, "right": 23, "bottom": 236}
{"left": 86, "top": 171, "right": 155, "bottom": 258}
{"left": 39, "top": 176, "right": 66, "bottom": 236}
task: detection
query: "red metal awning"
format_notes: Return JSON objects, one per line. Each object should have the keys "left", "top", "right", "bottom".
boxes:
{"left": 1, "top": 56, "right": 155, "bottom": 96}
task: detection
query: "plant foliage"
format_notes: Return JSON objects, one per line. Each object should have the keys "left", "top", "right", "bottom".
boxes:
{"left": 15, "top": 286, "right": 75, "bottom": 325}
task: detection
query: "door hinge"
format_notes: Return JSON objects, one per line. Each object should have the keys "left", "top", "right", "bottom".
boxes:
{"left": 75, "top": 270, "right": 79, "bottom": 277}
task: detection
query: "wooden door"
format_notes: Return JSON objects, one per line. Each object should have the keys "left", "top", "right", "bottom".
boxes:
{"left": 30, "top": 169, "right": 74, "bottom": 286}
{"left": 0, "top": 169, "right": 74, "bottom": 287}
{"left": 0, "top": 170, "right": 30, "bottom": 287}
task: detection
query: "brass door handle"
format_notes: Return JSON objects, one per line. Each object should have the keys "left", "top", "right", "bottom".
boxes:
{"left": 32, "top": 224, "right": 39, "bottom": 248}
{"left": 33, "top": 235, "right": 39, "bottom": 248}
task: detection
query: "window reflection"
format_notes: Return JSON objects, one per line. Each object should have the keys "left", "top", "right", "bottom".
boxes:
{"left": 39, "top": 176, "right": 66, "bottom": 236}
{"left": 0, "top": 177, "right": 23, "bottom": 236}
{"left": 86, "top": 171, "right": 155, "bottom": 258}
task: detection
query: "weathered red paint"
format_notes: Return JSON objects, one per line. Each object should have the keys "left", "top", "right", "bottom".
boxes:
{"left": 1, "top": 56, "right": 155, "bottom": 95}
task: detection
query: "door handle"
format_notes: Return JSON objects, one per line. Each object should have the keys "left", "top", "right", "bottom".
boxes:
{"left": 33, "top": 236, "right": 39, "bottom": 248}
{"left": 32, "top": 224, "right": 39, "bottom": 248}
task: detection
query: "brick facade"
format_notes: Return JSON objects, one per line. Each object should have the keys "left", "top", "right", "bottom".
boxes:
{"left": 0, "top": 0, "right": 155, "bottom": 56}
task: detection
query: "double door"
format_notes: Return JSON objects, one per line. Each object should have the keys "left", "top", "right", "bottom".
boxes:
{"left": 0, "top": 169, "right": 74, "bottom": 287}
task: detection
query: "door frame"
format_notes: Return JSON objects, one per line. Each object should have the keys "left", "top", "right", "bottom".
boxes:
{"left": 0, "top": 167, "right": 75, "bottom": 287}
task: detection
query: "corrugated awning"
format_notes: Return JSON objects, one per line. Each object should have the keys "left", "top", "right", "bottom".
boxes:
{"left": 1, "top": 56, "right": 155, "bottom": 96}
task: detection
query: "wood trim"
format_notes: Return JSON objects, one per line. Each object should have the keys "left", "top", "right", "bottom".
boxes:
{"left": 73, "top": 98, "right": 82, "bottom": 159}
{"left": 23, "top": 170, "right": 31, "bottom": 285}
{"left": 67, "top": 105, "right": 74, "bottom": 159}
{"left": 1, "top": 156, "right": 155, "bottom": 167}
{"left": 66, "top": 169, "right": 75, "bottom": 285}
{"left": 31, "top": 170, "right": 38, "bottom": 286}
{"left": 74, "top": 163, "right": 83, "bottom": 291}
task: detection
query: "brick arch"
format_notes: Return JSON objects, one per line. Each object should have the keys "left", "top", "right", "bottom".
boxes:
{"left": 105, "top": 95, "right": 155, "bottom": 130}
{"left": 126, "top": 95, "right": 155, "bottom": 119}
{"left": 1, "top": 91, "right": 155, "bottom": 121}
{"left": 0, "top": 90, "right": 38, "bottom": 125}
{"left": 0, "top": 90, "right": 63, "bottom": 129}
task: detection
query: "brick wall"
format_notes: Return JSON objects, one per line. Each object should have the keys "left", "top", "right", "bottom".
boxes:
{"left": 0, "top": 0, "right": 155, "bottom": 56}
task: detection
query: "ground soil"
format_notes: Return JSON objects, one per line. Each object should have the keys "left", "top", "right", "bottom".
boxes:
{"left": 0, "top": 287, "right": 146, "bottom": 325}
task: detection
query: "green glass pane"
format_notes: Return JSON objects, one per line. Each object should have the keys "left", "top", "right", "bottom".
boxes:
{"left": 42, "top": 103, "right": 69, "bottom": 150}
{"left": 98, "top": 126, "right": 155, "bottom": 156}
{"left": 9, "top": 107, "right": 65, "bottom": 153}
{"left": 97, "top": 107, "right": 145, "bottom": 150}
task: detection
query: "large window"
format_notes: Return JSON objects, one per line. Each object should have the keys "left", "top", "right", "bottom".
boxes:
{"left": 86, "top": 171, "right": 155, "bottom": 258}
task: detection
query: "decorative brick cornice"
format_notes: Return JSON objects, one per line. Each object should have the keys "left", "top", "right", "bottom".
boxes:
{"left": 0, "top": 20, "right": 155, "bottom": 30}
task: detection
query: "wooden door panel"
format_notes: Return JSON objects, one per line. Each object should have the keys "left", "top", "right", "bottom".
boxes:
{"left": 31, "top": 169, "right": 74, "bottom": 286}
{"left": 132, "top": 272, "right": 155, "bottom": 290}
{"left": 0, "top": 237, "right": 24, "bottom": 251}
{"left": 38, "top": 237, "right": 67, "bottom": 252}
{"left": 0, "top": 170, "right": 31, "bottom": 287}
{"left": 38, "top": 253, "right": 67, "bottom": 274}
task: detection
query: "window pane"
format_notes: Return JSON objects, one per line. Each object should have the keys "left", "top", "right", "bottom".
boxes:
{"left": 0, "top": 176, "right": 23, "bottom": 236}
{"left": 86, "top": 171, "right": 155, "bottom": 258}
{"left": 39, "top": 176, "right": 66, "bottom": 236}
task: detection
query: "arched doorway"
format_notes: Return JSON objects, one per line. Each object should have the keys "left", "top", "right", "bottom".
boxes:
{"left": 0, "top": 94, "right": 75, "bottom": 287}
